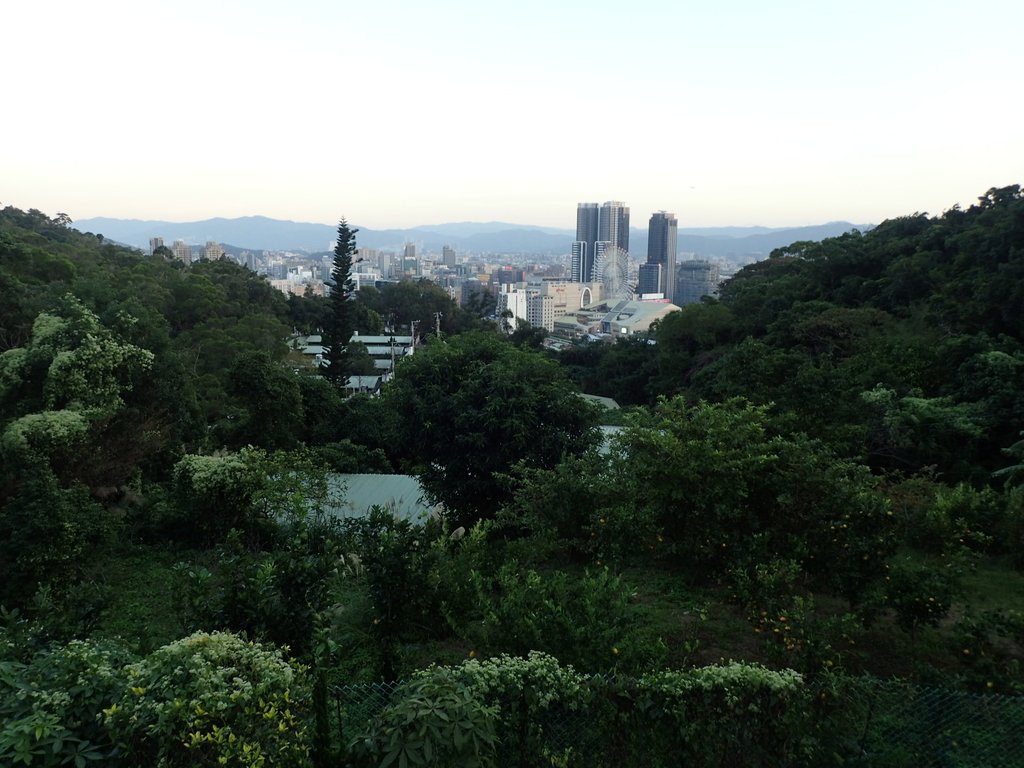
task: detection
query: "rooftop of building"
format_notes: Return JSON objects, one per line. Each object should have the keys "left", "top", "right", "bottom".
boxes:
{"left": 325, "top": 473, "right": 438, "bottom": 522}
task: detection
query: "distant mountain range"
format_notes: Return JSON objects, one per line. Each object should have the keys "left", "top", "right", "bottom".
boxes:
{"left": 73, "top": 215, "right": 873, "bottom": 260}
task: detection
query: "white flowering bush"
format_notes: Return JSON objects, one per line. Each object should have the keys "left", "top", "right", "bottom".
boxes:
{"left": 103, "top": 631, "right": 311, "bottom": 768}
{"left": 453, "top": 651, "right": 588, "bottom": 711}
{"left": 632, "top": 663, "right": 811, "bottom": 766}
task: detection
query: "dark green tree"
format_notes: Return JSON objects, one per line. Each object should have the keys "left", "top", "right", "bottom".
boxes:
{"left": 383, "top": 332, "right": 599, "bottom": 527}
{"left": 222, "top": 351, "right": 304, "bottom": 450}
{"left": 323, "top": 218, "right": 357, "bottom": 385}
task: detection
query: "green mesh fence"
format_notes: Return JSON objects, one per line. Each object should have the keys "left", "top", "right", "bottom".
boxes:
{"left": 332, "top": 676, "right": 1024, "bottom": 767}
{"left": 833, "top": 680, "right": 1024, "bottom": 767}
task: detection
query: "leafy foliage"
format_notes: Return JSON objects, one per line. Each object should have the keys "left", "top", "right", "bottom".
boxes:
{"left": 472, "top": 564, "right": 664, "bottom": 673}
{"left": 604, "top": 397, "right": 895, "bottom": 601}
{"left": 349, "top": 654, "right": 814, "bottom": 768}
{"left": 169, "top": 447, "right": 333, "bottom": 545}
{"left": 104, "top": 632, "right": 311, "bottom": 768}
{"left": 0, "top": 471, "right": 116, "bottom": 605}
{"left": 383, "top": 332, "right": 599, "bottom": 526}
{"left": 0, "top": 639, "right": 134, "bottom": 767}
{"left": 349, "top": 667, "right": 499, "bottom": 768}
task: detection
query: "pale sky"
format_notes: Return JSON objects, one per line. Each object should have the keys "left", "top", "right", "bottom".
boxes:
{"left": 3, "top": 0, "right": 1021, "bottom": 229}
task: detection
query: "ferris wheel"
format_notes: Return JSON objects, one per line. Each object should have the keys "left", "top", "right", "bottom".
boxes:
{"left": 595, "top": 246, "right": 633, "bottom": 301}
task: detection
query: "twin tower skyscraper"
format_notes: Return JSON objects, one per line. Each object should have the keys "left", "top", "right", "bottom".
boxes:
{"left": 571, "top": 202, "right": 678, "bottom": 301}
{"left": 570, "top": 201, "right": 630, "bottom": 284}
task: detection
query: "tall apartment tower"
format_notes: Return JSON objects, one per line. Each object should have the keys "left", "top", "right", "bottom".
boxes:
{"left": 149, "top": 237, "right": 164, "bottom": 254}
{"left": 646, "top": 211, "right": 678, "bottom": 301}
{"left": 202, "top": 241, "right": 226, "bottom": 261}
{"left": 442, "top": 245, "right": 457, "bottom": 268}
{"left": 599, "top": 201, "right": 630, "bottom": 255}
{"left": 571, "top": 201, "right": 630, "bottom": 283}
{"left": 171, "top": 239, "right": 192, "bottom": 265}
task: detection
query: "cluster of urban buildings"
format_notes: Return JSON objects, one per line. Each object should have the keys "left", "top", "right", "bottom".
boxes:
{"left": 150, "top": 237, "right": 230, "bottom": 266}
{"left": 569, "top": 201, "right": 720, "bottom": 305}
{"left": 494, "top": 201, "right": 722, "bottom": 338}
{"left": 148, "top": 201, "right": 723, "bottom": 341}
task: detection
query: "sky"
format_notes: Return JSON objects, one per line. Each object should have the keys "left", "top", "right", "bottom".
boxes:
{"left": 3, "top": 0, "right": 1022, "bottom": 230}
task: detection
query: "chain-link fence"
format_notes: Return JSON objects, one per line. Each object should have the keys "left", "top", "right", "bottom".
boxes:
{"left": 831, "top": 680, "right": 1024, "bottom": 767}
{"left": 332, "top": 675, "right": 1024, "bottom": 767}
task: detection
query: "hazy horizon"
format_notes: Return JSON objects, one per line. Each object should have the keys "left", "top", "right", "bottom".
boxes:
{"left": 69, "top": 212, "right": 869, "bottom": 232}
{"left": 3, "top": 0, "right": 1022, "bottom": 230}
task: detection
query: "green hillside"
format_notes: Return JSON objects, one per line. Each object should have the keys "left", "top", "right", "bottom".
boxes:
{"left": 2, "top": 191, "right": 1023, "bottom": 766}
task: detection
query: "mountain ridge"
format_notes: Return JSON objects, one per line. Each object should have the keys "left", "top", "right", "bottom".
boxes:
{"left": 72, "top": 215, "right": 873, "bottom": 259}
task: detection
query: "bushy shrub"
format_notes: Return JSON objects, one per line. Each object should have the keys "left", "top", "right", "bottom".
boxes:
{"left": 104, "top": 631, "right": 311, "bottom": 768}
{"left": 349, "top": 666, "right": 499, "bottom": 768}
{"left": 341, "top": 508, "right": 443, "bottom": 678}
{"left": 1003, "top": 487, "right": 1024, "bottom": 568}
{"left": 339, "top": 508, "right": 493, "bottom": 676}
{"left": 350, "top": 652, "right": 586, "bottom": 768}
{"left": 0, "top": 469, "right": 119, "bottom": 606}
{"left": 0, "top": 638, "right": 134, "bottom": 767}
{"left": 496, "top": 453, "right": 657, "bottom": 566}
{"left": 170, "top": 447, "right": 336, "bottom": 546}
{"left": 615, "top": 398, "right": 896, "bottom": 603}
{"left": 173, "top": 517, "right": 345, "bottom": 655}
{"left": 350, "top": 654, "right": 815, "bottom": 768}
{"left": 473, "top": 563, "right": 664, "bottom": 673}
{"left": 950, "top": 608, "right": 1024, "bottom": 694}
{"left": 633, "top": 663, "right": 811, "bottom": 766}
{"left": 885, "top": 562, "right": 959, "bottom": 637}
{"left": 914, "top": 483, "right": 1000, "bottom": 553}
{"left": 426, "top": 521, "right": 490, "bottom": 638}
{"left": 730, "top": 557, "right": 859, "bottom": 672}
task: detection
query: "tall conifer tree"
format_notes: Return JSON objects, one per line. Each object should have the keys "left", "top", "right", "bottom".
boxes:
{"left": 323, "top": 218, "right": 357, "bottom": 386}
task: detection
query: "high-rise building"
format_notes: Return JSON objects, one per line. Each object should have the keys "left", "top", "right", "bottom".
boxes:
{"left": 676, "top": 260, "right": 721, "bottom": 305}
{"left": 149, "top": 237, "right": 164, "bottom": 254}
{"left": 202, "top": 241, "right": 225, "bottom": 261}
{"left": 571, "top": 201, "right": 629, "bottom": 283}
{"left": 527, "top": 293, "right": 555, "bottom": 331}
{"left": 571, "top": 203, "right": 599, "bottom": 282}
{"left": 357, "top": 247, "right": 381, "bottom": 276}
{"left": 646, "top": 211, "right": 678, "bottom": 301}
{"left": 171, "top": 239, "right": 192, "bottom": 265}
{"left": 599, "top": 201, "right": 630, "bottom": 255}
{"left": 442, "top": 245, "right": 457, "bottom": 268}
{"left": 496, "top": 284, "right": 529, "bottom": 332}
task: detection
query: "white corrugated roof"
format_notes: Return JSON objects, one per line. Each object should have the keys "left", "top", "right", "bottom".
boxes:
{"left": 325, "top": 474, "right": 439, "bottom": 522}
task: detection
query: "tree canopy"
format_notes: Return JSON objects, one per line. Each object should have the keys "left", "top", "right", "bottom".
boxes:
{"left": 382, "top": 332, "right": 599, "bottom": 526}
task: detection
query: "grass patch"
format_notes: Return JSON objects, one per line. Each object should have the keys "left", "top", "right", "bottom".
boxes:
{"left": 89, "top": 543, "right": 206, "bottom": 652}
{"left": 959, "top": 558, "right": 1024, "bottom": 613}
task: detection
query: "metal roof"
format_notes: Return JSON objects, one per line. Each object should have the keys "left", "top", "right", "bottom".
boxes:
{"left": 325, "top": 473, "right": 439, "bottom": 522}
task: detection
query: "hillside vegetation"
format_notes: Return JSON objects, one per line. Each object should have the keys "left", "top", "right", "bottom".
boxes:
{"left": 1, "top": 190, "right": 1023, "bottom": 766}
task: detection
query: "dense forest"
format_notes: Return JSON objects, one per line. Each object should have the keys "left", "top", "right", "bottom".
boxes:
{"left": 1, "top": 189, "right": 1023, "bottom": 766}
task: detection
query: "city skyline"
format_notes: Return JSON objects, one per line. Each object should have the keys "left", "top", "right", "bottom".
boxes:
{"left": 3, "top": 1, "right": 1022, "bottom": 230}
